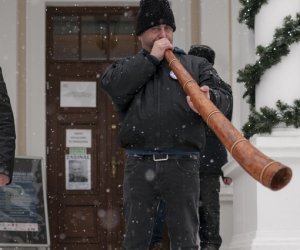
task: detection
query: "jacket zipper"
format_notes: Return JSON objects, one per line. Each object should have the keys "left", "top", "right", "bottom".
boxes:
{"left": 156, "top": 72, "right": 161, "bottom": 150}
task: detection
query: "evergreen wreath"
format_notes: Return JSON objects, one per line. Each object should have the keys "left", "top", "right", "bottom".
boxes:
{"left": 237, "top": 1, "right": 300, "bottom": 138}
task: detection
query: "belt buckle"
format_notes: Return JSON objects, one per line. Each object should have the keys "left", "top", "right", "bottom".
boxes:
{"left": 153, "top": 154, "right": 169, "bottom": 162}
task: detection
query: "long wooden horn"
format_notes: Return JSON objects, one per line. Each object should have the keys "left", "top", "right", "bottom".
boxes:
{"left": 165, "top": 50, "right": 292, "bottom": 191}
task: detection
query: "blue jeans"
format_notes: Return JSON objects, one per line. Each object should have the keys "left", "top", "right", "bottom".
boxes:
{"left": 123, "top": 156, "right": 200, "bottom": 250}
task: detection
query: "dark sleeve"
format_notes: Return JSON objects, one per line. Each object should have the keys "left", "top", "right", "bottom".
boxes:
{"left": 0, "top": 67, "right": 16, "bottom": 183}
{"left": 100, "top": 53, "right": 158, "bottom": 112}
{"left": 197, "top": 60, "right": 233, "bottom": 120}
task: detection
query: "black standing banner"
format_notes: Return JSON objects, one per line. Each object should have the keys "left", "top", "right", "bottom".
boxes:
{"left": 0, "top": 157, "right": 49, "bottom": 247}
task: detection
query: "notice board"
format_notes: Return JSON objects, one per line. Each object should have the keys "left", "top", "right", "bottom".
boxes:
{"left": 0, "top": 157, "right": 50, "bottom": 247}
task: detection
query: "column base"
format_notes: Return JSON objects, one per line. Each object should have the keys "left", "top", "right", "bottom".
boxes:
{"left": 224, "top": 128, "right": 300, "bottom": 250}
{"left": 229, "top": 231, "right": 300, "bottom": 250}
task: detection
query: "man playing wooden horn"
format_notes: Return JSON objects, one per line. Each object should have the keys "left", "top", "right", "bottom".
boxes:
{"left": 101, "top": 0, "right": 233, "bottom": 249}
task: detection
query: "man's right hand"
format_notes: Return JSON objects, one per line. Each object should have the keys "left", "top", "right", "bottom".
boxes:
{"left": 150, "top": 38, "right": 173, "bottom": 61}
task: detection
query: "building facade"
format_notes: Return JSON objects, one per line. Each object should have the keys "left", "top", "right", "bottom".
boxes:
{"left": 0, "top": 0, "right": 299, "bottom": 249}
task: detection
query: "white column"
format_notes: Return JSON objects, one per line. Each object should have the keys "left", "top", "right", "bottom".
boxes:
{"left": 224, "top": 2, "right": 300, "bottom": 248}
{"left": 255, "top": 0, "right": 300, "bottom": 109}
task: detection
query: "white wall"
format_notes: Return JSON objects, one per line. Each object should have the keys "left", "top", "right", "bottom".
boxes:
{"left": 230, "top": 0, "right": 254, "bottom": 130}
{"left": 200, "top": 0, "right": 253, "bottom": 131}
{"left": 172, "top": 0, "right": 192, "bottom": 51}
{"left": 200, "top": 0, "right": 231, "bottom": 84}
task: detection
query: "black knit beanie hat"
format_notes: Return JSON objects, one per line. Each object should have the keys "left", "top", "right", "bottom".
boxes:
{"left": 136, "top": 0, "right": 176, "bottom": 35}
{"left": 188, "top": 45, "right": 215, "bottom": 65}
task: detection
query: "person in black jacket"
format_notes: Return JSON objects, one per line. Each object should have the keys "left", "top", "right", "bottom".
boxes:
{"left": 0, "top": 67, "right": 16, "bottom": 186}
{"left": 101, "top": 0, "right": 233, "bottom": 249}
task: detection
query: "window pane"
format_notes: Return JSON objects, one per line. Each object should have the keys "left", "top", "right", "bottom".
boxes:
{"left": 81, "top": 15, "right": 108, "bottom": 60}
{"left": 53, "top": 16, "right": 80, "bottom": 60}
{"left": 110, "top": 13, "right": 137, "bottom": 60}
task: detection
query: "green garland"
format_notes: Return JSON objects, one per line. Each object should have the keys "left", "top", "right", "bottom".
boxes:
{"left": 238, "top": 14, "right": 300, "bottom": 108}
{"left": 238, "top": 0, "right": 268, "bottom": 29}
{"left": 237, "top": 1, "right": 300, "bottom": 138}
{"left": 242, "top": 100, "right": 300, "bottom": 139}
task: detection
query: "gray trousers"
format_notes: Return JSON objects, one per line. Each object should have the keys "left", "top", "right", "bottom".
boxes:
{"left": 123, "top": 156, "right": 200, "bottom": 250}
{"left": 199, "top": 175, "right": 222, "bottom": 249}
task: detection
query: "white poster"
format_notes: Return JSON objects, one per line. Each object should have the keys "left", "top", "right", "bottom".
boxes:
{"left": 66, "top": 129, "right": 92, "bottom": 148}
{"left": 60, "top": 81, "right": 96, "bottom": 108}
{"left": 65, "top": 155, "right": 91, "bottom": 190}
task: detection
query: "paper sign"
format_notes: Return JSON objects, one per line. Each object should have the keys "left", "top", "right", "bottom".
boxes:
{"left": 65, "top": 155, "right": 91, "bottom": 190}
{"left": 60, "top": 81, "right": 96, "bottom": 107}
{"left": 66, "top": 129, "right": 91, "bottom": 148}
{"left": 69, "top": 147, "right": 87, "bottom": 156}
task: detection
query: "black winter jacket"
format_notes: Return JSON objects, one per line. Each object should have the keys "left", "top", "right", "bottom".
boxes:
{"left": 0, "top": 67, "right": 16, "bottom": 182}
{"left": 101, "top": 48, "right": 232, "bottom": 152}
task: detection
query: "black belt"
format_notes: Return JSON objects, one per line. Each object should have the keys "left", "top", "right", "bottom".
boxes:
{"left": 127, "top": 153, "right": 199, "bottom": 162}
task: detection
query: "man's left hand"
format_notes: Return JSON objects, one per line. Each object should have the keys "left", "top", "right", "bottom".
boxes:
{"left": 186, "top": 85, "right": 210, "bottom": 114}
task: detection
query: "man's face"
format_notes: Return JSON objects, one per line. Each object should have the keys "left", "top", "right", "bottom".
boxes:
{"left": 70, "top": 161, "right": 84, "bottom": 176}
{"left": 138, "top": 24, "right": 174, "bottom": 52}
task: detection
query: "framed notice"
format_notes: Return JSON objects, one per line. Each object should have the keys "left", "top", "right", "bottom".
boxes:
{"left": 0, "top": 157, "right": 50, "bottom": 247}
{"left": 60, "top": 81, "right": 96, "bottom": 108}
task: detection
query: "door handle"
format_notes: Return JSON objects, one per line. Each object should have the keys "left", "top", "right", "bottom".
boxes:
{"left": 111, "top": 156, "right": 117, "bottom": 178}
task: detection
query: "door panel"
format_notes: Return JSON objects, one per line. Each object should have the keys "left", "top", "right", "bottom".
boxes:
{"left": 46, "top": 6, "right": 139, "bottom": 249}
{"left": 46, "top": 62, "right": 111, "bottom": 248}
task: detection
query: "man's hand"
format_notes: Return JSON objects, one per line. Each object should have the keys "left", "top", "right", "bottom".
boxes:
{"left": 0, "top": 174, "right": 10, "bottom": 186}
{"left": 150, "top": 38, "right": 173, "bottom": 61}
{"left": 186, "top": 85, "right": 210, "bottom": 114}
